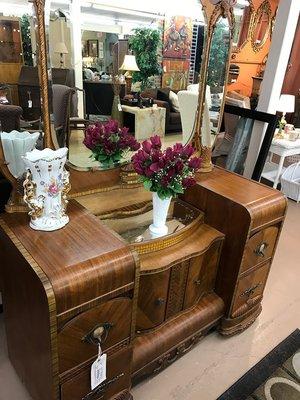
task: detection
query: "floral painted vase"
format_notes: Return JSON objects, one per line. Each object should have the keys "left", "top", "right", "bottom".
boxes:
{"left": 22, "top": 148, "right": 70, "bottom": 231}
{"left": 149, "top": 192, "right": 172, "bottom": 239}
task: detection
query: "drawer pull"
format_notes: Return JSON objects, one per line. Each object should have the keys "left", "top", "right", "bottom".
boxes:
{"left": 240, "top": 282, "right": 262, "bottom": 298}
{"left": 194, "top": 279, "right": 201, "bottom": 286}
{"left": 82, "top": 322, "right": 113, "bottom": 346}
{"left": 254, "top": 242, "right": 268, "bottom": 257}
{"left": 155, "top": 298, "right": 165, "bottom": 306}
{"left": 82, "top": 372, "right": 124, "bottom": 400}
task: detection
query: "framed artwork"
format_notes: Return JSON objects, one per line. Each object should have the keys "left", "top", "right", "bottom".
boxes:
{"left": 87, "top": 40, "right": 99, "bottom": 57}
{"left": 162, "top": 59, "right": 190, "bottom": 91}
{"left": 163, "top": 16, "right": 193, "bottom": 59}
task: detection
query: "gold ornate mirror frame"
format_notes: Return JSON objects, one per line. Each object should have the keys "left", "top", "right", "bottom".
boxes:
{"left": 251, "top": 0, "right": 272, "bottom": 53}
{"left": 232, "top": 0, "right": 254, "bottom": 54}
{"left": 1, "top": 0, "right": 236, "bottom": 211}
{"left": 195, "top": 0, "right": 235, "bottom": 172}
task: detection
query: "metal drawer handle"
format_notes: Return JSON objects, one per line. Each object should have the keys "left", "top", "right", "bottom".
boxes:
{"left": 194, "top": 279, "right": 201, "bottom": 286}
{"left": 82, "top": 322, "right": 113, "bottom": 346}
{"left": 240, "top": 282, "right": 262, "bottom": 298}
{"left": 82, "top": 373, "right": 124, "bottom": 400}
{"left": 155, "top": 298, "right": 165, "bottom": 306}
{"left": 254, "top": 242, "right": 268, "bottom": 257}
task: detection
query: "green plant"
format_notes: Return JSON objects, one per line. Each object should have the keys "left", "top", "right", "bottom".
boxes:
{"left": 128, "top": 28, "right": 162, "bottom": 90}
{"left": 20, "top": 14, "right": 33, "bottom": 66}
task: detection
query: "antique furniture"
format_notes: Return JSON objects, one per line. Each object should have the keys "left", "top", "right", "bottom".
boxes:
{"left": 251, "top": 0, "right": 272, "bottom": 53}
{"left": 0, "top": 104, "right": 22, "bottom": 132}
{"left": 52, "top": 84, "right": 75, "bottom": 148}
{"left": 121, "top": 105, "right": 166, "bottom": 141}
{"left": 0, "top": 1, "right": 287, "bottom": 400}
{"left": 261, "top": 138, "right": 300, "bottom": 188}
{"left": 232, "top": 0, "right": 254, "bottom": 53}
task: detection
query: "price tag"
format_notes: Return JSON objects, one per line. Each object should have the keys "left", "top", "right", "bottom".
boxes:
{"left": 28, "top": 100, "right": 33, "bottom": 108}
{"left": 91, "top": 345, "right": 107, "bottom": 390}
{"left": 118, "top": 103, "right": 122, "bottom": 112}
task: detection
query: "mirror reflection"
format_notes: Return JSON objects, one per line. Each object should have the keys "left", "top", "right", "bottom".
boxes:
{"left": 0, "top": 1, "right": 40, "bottom": 133}
{"left": 203, "top": 16, "right": 230, "bottom": 147}
{"left": 252, "top": 1, "right": 271, "bottom": 51}
{"left": 232, "top": 0, "right": 253, "bottom": 51}
{"left": 45, "top": 1, "right": 207, "bottom": 170}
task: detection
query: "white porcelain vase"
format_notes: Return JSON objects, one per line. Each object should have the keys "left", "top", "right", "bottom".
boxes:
{"left": 0, "top": 131, "right": 40, "bottom": 178}
{"left": 149, "top": 192, "right": 172, "bottom": 239}
{"left": 22, "top": 148, "right": 70, "bottom": 232}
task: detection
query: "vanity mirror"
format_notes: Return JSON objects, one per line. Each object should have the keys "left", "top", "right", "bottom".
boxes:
{"left": 251, "top": 0, "right": 271, "bottom": 53}
{"left": 41, "top": 1, "right": 209, "bottom": 176}
{"left": 232, "top": 0, "right": 254, "bottom": 53}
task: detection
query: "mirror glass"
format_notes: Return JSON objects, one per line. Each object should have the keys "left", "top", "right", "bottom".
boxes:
{"left": 203, "top": 16, "right": 230, "bottom": 147}
{"left": 232, "top": 0, "right": 253, "bottom": 51}
{"left": 44, "top": 1, "right": 207, "bottom": 170}
{"left": 0, "top": 0, "right": 40, "bottom": 132}
{"left": 252, "top": 2, "right": 271, "bottom": 50}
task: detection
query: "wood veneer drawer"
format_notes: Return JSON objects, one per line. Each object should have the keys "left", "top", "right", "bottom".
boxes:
{"left": 231, "top": 262, "right": 270, "bottom": 318}
{"left": 241, "top": 226, "right": 279, "bottom": 273}
{"left": 60, "top": 347, "right": 132, "bottom": 400}
{"left": 58, "top": 297, "right": 132, "bottom": 373}
{"left": 184, "top": 240, "right": 221, "bottom": 310}
{"left": 136, "top": 269, "right": 170, "bottom": 331}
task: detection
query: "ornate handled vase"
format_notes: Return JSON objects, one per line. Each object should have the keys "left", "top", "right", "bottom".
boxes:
{"left": 23, "top": 148, "right": 70, "bottom": 231}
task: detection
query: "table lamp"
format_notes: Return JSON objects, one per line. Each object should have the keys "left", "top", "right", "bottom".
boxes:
{"left": 54, "top": 42, "right": 68, "bottom": 68}
{"left": 119, "top": 55, "right": 140, "bottom": 95}
{"left": 277, "top": 94, "right": 295, "bottom": 136}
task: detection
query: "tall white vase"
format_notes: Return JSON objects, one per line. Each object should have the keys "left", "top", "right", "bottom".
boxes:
{"left": 23, "top": 148, "right": 70, "bottom": 232}
{"left": 149, "top": 192, "right": 172, "bottom": 239}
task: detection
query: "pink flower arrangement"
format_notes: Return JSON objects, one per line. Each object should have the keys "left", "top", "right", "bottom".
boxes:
{"left": 83, "top": 119, "right": 140, "bottom": 166}
{"left": 131, "top": 135, "right": 202, "bottom": 199}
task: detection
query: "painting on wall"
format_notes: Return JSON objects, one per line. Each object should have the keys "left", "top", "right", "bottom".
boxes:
{"left": 162, "top": 59, "right": 190, "bottom": 91}
{"left": 87, "top": 39, "right": 99, "bottom": 57}
{"left": 163, "top": 16, "right": 193, "bottom": 59}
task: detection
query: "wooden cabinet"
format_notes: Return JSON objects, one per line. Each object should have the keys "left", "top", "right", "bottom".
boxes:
{"left": 0, "top": 167, "right": 287, "bottom": 399}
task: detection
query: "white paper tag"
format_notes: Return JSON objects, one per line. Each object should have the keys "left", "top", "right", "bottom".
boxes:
{"left": 91, "top": 353, "right": 107, "bottom": 390}
{"left": 118, "top": 103, "right": 122, "bottom": 112}
{"left": 28, "top": 100, "right": 33, "bottom": 108}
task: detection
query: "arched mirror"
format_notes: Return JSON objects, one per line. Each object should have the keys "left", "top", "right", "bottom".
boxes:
{"left": 41, "top": 1, "right": 208, "bottom": 174}
{"left": 232, "top": 0, "right": 254, "bottom": 53}
{"left": 251, "top": 0, "right": 271, "bottom": 53}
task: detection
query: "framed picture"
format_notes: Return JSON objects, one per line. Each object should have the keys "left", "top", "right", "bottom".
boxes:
{"left": 163, "top": 16, "right": 193, "bottom": 59}
{"left": 162, "top": 59, "right": 190, "bottom": 91}
{"left": 87, "top": 40, "right": 99, "bottom": 57}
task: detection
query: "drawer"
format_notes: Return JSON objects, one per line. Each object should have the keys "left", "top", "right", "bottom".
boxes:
{"left": 136, "top": 269, "right": 170, "bottom": 331}
{"left": 184, "top": 241, "right": 221, "bottom": 310}
{"left": 58, "top": 297, "right": 132, "bottom": 373}
{"left": 231, "top": 262, "right": 270, "bottom": 318}
{"left": 241, "top": 226, "right": 279, "bottom": 273}
{"left": 60, "top": 347, "right": 132, "bottom": 400}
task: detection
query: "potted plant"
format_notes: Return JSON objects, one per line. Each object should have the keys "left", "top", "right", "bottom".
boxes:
{"left": 83, "top": 120, "right": 140, "bottom": 168}
{"left": 131, "top": 135, "right": 201, "bottom": 238}
{"left": 128, "top": 27, "right": 162, "bottom": 90}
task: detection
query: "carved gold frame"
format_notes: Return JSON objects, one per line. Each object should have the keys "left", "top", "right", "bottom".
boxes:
{"left": 251, "top": 0, "right": 272, "bottom": 53}
{"left": 232, "top": 0, "right": 255, "bottom": 54}
{"left": 0, "top": 0, "right": 236, "bottom": 211}
{"left": 195, "top": 1, "right": 235, "bottom": 172}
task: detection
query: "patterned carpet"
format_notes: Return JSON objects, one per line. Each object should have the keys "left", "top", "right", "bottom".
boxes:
{"left": 218, "top": 330, "right": 300, "bottom": 400}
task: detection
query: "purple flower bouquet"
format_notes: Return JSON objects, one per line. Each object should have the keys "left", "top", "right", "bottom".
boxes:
{"left": 83, "top": 120, "right": 140, "bottom": 167}
{"left": 131, "top": 135, "right": 202, "bottom": 200}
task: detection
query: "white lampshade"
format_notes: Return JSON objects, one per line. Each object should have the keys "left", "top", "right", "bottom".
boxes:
{"left": 277, "top": 94, "right": 295, "bottom": 113}
{"left": 119, "top": 55, "right": 140, "bottom": 72}
{"left": 54, "top": 42, "right": 68, "bottom": 55}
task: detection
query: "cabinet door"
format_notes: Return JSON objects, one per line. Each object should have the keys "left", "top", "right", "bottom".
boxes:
{"left": 184, "top": 241, "right": 221, "bottom": 310}
{"left": 136, "top": 269, "right": 170, "bottom": 331}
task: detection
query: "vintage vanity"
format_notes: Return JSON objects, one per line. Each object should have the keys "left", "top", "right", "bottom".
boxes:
{"left": 0, "top": 1, "right": 286, "bottom": 400}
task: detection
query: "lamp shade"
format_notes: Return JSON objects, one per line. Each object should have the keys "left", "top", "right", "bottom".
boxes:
{"left": 119, "top": 55, "right": 140, "bottom": 72}
{"left": 277, "top": 94, "right": 295, "bottom": 113}
{"left": 54, "top": 42, "right": 68, "bottom": 54}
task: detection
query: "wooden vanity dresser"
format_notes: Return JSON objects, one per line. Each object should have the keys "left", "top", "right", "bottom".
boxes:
{"left": 0, "top": 167, "right": 287, "bottom": 400}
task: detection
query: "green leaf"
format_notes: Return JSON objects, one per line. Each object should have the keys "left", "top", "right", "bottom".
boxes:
{"left": 143, "top": 180, "right": 152, "bottom": 191}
